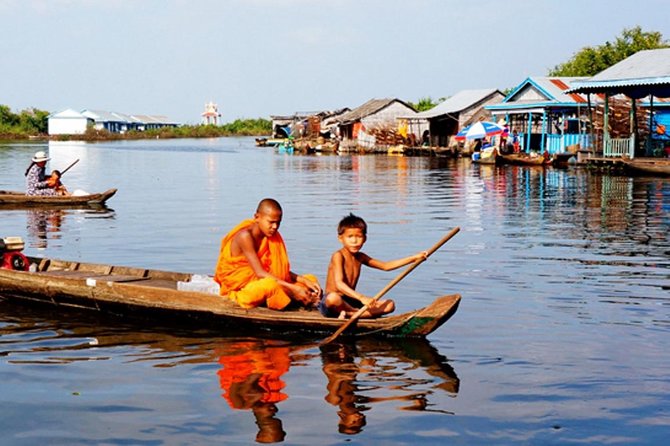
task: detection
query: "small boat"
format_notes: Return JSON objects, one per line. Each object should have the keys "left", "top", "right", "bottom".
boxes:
{"left": 0, "top": 188, "right": 117, "bottom": 208}
{"left": 0, "top": 256, "right": 461, "bottom": 339}
{"left": 621, "top": 157, "right": 670, "bottom": 176}
{"left": 472, "top": 147, "right": 499, "bottom": 165}
{"left": 500, "top": 152, "right": 551, "bottom": 166}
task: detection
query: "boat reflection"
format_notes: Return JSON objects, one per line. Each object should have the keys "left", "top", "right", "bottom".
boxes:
{"left": 23, "top": 206, "right": 115, "bottom": 249}
{"left": 0, "top": 302, "right": 458, "bottom": 443}
{"left": 214, "top": 337, "right": 459, "bottom": 441}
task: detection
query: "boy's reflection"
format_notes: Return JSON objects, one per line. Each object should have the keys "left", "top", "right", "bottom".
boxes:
{"left": 320, "top": 343, "right": 367, "bottom": 434}
{"left": 26, "top": 209, "right": 64, "bottom": 249}
{"left": 217, "top": 341, "right": 291, "bottom": 443}
{"left": 319, "top": 339, "right": 460, "bottom": 434}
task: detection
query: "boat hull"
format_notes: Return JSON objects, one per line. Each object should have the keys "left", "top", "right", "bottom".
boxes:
{"left": 500, "top": 153, "right": 551, "bottom": 166}
{"left": 0, "top": 256, "right": 460, "bottom": 338}
{"left": 621, "top": 158, "right": 670, "bottom": 176}
{"left": 0, "top": 188, "right": 117, "bottom": 208}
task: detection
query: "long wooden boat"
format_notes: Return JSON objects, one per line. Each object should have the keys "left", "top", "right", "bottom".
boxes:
{"left": 500, "top": 153, "right": 551, "bottom": 166}
{"left": 0, "top": 188, "right": 117, "bottom": 208}
{"left": 621, "top": 157, "right": 670, "bottom": 176}
{"left": 0, "top": 256, "right": 461, "bottom": 338}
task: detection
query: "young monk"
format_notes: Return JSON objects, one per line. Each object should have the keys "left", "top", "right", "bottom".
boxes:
{"left": 320, "top": 213, "right": 427, "bottom": 319}
{"left": 214, "top": 198, "right": 321, "bottom": 310}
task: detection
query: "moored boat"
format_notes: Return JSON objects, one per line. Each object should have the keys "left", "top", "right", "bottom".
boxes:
{"left": 0, "top": 255, "right": 461, "bottom": 338}
{"left": 620, "top": 157, "right": 670, "bottom": 176}
{"left": 472, "top": 147, "right": 499, "bottom": 165}
{"left": 0, "top": 188, "right": 117, "bottom": 208}
{"left": 500, "top": 152, "right": 551, "bottom": 166}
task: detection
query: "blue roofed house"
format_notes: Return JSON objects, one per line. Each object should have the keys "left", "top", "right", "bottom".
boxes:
{"left": 568, "top": 48, "right": 670, "bottom": 158}
{"left": 486, "top": 77, "right": 597, "bottom": 156}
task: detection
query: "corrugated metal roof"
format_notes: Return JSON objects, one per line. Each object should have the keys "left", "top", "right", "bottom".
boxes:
{"left": 82, "top": 110, "right": 129, "bottom": 122}
{"left": 48, "top": 109, "right": 87, "bottom": 119}
{"left": 588, "top": 48, "right": 670, "bottom": 82}
{"left": 409, "top": 89, "right": 503, "bottom": 119}
{"left": 568, "top": 49, "right": 670, "bottom": 97}
{"left": 338, "top": 98, "right": 414, "bottom": 124}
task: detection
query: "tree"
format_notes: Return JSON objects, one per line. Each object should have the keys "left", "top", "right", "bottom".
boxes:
{"left": 549, "top": 26, "right": 669, "bottom": 76}
{"left": 409, "top": 97, "right": 443, "bottom": 112}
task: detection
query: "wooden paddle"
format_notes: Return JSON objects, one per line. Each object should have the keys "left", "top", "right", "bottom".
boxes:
{"left": 59, "top": 159, "right": 79, "bottom": 176}
{"left": 320, "top": 226, "right": 460, "bottom": 345}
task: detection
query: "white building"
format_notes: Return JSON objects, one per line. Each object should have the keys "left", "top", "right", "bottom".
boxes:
{"left": 47, "top": 109, "right": 92, "bottom": 135}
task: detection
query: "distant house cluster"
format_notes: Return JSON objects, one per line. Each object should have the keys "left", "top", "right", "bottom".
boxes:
{"left": 48, "top": 108, "right": 179, "bottom": 135}
{"left": 270, "top": 48, "right": 670, "bottom": 159}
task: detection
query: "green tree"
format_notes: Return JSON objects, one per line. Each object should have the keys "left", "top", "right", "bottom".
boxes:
{"left": 549, "top": 26, "right": 669, "bottom": 76}
{"left": 409, "top": 97, "right": 442, "bottom": 112}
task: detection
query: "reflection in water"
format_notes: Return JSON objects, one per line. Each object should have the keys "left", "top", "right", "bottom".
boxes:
{"left": 0, "top": 301, "right": 459, "bottom": 443}
{"left": 24, "top": 206, "right": 116, "bottom": 249}
{"left": 26, "top": 209, "right": 64, "bottom": 249}
{"left": 320, "top": 339, "right": 459, "bottom": 435}
{"left": 216, "top": 340, "right": 297, "bottom": 443}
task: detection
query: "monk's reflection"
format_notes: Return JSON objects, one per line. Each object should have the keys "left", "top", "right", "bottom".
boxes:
{"left": 26, "top": 209, "right": 64, "bottom": 249}
{"left": 217, "top": 340, "right": 295, "bottom": 443}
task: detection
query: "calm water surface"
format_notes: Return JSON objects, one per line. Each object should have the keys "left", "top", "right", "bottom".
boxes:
{"left": 1, "top": 138, "right": 669, "bottom": 445}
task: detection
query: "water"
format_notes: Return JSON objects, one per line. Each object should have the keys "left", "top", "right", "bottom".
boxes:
{"left": 1, "top": 138, "right": 669, "bottom": 445}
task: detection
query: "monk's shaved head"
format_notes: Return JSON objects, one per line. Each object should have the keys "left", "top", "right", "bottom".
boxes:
{"left": 256, "top": 198, "right": 282, "bottom": 214}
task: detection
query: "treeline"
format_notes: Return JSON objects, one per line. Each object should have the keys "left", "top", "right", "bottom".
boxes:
{"left": 0, "top": 106, "right": 271, "bottom": 141}
{"left": 0, "top": 105, "right": 49, "bottom": 139}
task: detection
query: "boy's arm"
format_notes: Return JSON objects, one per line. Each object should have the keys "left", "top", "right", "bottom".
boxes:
{"left": 363, "top": 250, "right": 427, "bottom": 271}
{"left": 330, "top": 252, "right": 372, "bottom": 305}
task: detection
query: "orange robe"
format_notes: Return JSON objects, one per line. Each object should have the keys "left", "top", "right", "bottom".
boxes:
{"left": 214, "top": 219, "right": 293, "bottom": 310}
{"left": 217, "top": 343, "right": 291, "bottom": 409}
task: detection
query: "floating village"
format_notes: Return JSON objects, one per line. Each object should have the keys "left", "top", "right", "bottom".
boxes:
{"left": 45, "top": 48, "right": 670, "bottom": 176}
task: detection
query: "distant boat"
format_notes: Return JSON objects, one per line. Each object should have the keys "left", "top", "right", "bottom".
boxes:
{"left": 0, "top": 188, "right": 117, "bottom": 209}
{"left": 500, "top": 152, "right": 551, "bottom": 166}
{"left": 472, "top": 147, "right": 499, "bottom": 165}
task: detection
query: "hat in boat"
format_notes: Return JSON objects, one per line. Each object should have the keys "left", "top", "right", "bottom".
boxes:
{"left": 32, "top": 151, "right": 50, "bottom": 162}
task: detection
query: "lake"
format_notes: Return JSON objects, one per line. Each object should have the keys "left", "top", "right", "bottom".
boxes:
{"left": 1, "top": 137, "right": 669, "bottom": 445}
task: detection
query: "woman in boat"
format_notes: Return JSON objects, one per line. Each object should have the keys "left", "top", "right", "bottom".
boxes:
{"left": 25, "top": 151, "right": 58, "bottom": 196}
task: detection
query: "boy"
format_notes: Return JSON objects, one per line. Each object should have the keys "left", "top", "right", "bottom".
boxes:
{"left": 320, "top": 213, "right": 427, "bottom": 319}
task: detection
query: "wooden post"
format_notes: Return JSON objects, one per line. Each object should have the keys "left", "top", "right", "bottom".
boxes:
{"left": 604, "top": 94, "right": 610, "bottom": 156}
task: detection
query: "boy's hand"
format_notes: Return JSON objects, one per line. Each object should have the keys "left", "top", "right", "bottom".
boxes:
{"left": 415, "top": 251, "right": 428, "bottom": 262}
{"left": 359, "top": 295, "right": 374, "bottom": 306}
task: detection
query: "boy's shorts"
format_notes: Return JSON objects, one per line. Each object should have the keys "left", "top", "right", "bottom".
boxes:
{"left": 318, "top": 295, "right": 362, "bottom": 318}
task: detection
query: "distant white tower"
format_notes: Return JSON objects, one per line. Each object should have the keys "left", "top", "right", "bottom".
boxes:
{"left": 201, "top": 101, "right": 220, "bottom": 125}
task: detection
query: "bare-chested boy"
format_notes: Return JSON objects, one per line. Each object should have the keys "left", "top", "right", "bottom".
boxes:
{"left": 320, "top": 213, "right": 427, "bottom": 319}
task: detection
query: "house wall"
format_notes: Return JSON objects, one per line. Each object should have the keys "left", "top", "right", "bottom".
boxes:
{"left": 361, "top": 102, "right": 416, "bottom": 129}
{"left": 48, "top": 117, "right": 89, "bottom": 135}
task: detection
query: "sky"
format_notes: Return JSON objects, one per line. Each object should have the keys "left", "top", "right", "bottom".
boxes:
{"left": 2, "top": 0, "right": 670, "bottom": 124}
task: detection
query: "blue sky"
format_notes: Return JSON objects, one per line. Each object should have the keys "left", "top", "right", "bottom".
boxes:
{"left": 2, "top": 0, "right": 669, "bottom": 124}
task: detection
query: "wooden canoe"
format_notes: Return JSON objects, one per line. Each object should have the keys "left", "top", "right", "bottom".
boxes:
{"left": 0, "top": 188, "right": 117, "bottom": 208}
{"left": 621, "top": 158, "right": 670, "bottom": 176}
{"left": 0, "top": 256, "right": 461, "bottom": 338}
{"left": 500, "top": 153, "right": 551, "bottom": 166}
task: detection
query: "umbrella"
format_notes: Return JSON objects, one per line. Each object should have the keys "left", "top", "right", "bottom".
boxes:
{"left": 454, "top": 121, "right": 506, "bottom": 140}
